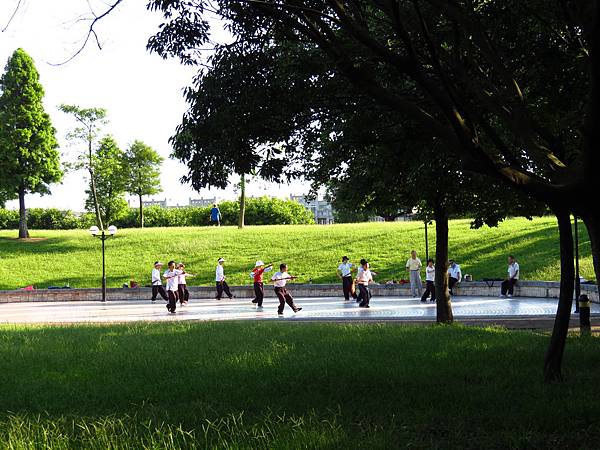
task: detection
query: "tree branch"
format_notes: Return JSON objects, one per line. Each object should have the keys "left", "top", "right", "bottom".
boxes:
{"left": 1, "top": 0, "right": 23, "bottom": 33}
{"left": 49, "top": 0, "right": 124, "bottom": 66}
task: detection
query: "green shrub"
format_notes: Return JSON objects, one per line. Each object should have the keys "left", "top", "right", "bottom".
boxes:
{"left": 26, "top": 208, "right": 81, "bottom": 230}
{"left": 0, "top": 209, "right": 19, "bottom": 229}
{"left": 0, "top": 198, "right": 315, "bottom": 230}
{"left": 251, "top": 196, "right": 315, "bottom": 225}
{"left": 76, "top": 212, "right": 96, "bottom": 229}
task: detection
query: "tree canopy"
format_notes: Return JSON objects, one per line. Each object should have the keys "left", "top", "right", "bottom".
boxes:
{"left": 84, "top": 136, "right": 128, "bottom": 227}
{"left": 0, "top": 48, "right": 62, "bottom": 238}
{"left": 59, "top": 104, "right": 109, "bottom": 230}
{"left": 146, "top": 0, "right": 593, "bottom": 379}
{"left": 124, "top": 140, "right": 163, "bottom": 227}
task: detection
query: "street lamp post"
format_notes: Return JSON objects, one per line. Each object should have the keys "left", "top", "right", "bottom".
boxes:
{"left": 89, "top": 225, "right": 117, "bottom": 302}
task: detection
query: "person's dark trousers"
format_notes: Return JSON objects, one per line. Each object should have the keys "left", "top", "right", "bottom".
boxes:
{"left": 448, "top": 277, "right": 458, "bottom": 295}
{"left": 275, "top": 287, "right": 298, "bottom": 313}
{"left": 167, "top": 290, "right": 178, "bottom": 312}
{"left": 358, "top": 284, "right": 370, "bottom": 306}
{"left": 216, "top": 281, "right": 233, "bottom": 299}
{"left": 152, "top": 285, "right": 168, "bottom": 301}
{"left": 252, "top": 282, "right": 264, "bottom": 306}
{"left": 421, "top": 280, "right": 436, "bottom": 302}
{"left": 501, "top": 278, "right": 517, "bottom": 296}
{"left": 178, "top": 285, "right": 189, "bottom": 304}
{"left": 342, "top": 276, "right": 356, "bottom": 300}
{"left": 355, "top": 285, "right": 363, "bottom": 303}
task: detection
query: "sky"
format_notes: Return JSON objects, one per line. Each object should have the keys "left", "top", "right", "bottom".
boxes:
{"left": 0, "top": 0, "right": 308, "bottom": 212}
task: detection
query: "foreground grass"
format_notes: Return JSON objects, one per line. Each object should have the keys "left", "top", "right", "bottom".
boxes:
{"left": 0, "top": 322, "right": 599, "bottom": 449}
{"left": 0, "top": 216, "right": 593, "bottom": 289}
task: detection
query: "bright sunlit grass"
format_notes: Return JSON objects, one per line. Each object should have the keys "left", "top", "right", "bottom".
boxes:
{"left": 0, "top": 216, "right": 593, "bottom": 290}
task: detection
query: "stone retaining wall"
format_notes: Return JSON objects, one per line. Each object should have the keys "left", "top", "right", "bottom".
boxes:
{"left": 0, "top": 281, "right": 597, "bottom": 303}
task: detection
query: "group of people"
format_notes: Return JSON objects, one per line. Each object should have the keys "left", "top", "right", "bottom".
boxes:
{"left": 404, "top": 250, "right": 520, "bottom": 301}
{"left": 151, "top": 261, "right": 195, "bottom": 313}
{"left": 150, "top": 252, "right": 521, "bottom": 314}
{"left": 336, "top": 256, "right": 376, "bottom": 307}
{"left": 249, "top": 261, "right": 303, "bottom": 315}
{"left": 151, "top": 258, "right": 303, "bottom": 315}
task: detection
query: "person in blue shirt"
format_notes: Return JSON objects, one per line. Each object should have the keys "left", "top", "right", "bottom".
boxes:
{"left": 210, "top": 204, "right": 221, "bottom": 226}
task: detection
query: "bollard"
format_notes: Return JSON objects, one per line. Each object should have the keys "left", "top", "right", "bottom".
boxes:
{"left": 579, "top": 294, "right": 591, "bottom": 336}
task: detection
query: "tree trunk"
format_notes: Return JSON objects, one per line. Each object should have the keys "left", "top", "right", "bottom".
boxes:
{"left": 18, "top": 185, "right": 29, "bottom": 239}
{"left": 581, "top": 214, "right": 600, "bottom": 288}
{"left": 88, "top": 134, "right": 103, "bottom": 231}
{"left": 238, "top": 173, "right": 246, "bottom": 229}
{"left": 105, "top": 187, "right": 113, "bottom": 228}
{"left": 139, "top": 193, "right": 144, "bottom": 228}
{"left": 433, "top": 204, "right": 453, "bottom": 323}
{"left": 543, "top": 208, "right": 575, "bottom": 382}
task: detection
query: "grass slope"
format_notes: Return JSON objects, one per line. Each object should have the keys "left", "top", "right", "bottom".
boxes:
{"left": 0, "top": 322, "right": 599, "bottom": 448}
{"left": 0, "top": 217, "right": 593, "bottom": 290}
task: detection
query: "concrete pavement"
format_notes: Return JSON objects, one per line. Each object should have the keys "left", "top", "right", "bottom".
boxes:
{"left": 1, "top": 295, "right": 598, "bottom": 325}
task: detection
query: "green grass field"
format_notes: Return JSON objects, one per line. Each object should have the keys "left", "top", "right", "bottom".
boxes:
{"left": 0, "top": 216, "right": 593, "bottom": 290}
{"left": 1, "top": 322, "right": 599, "bottom": 448}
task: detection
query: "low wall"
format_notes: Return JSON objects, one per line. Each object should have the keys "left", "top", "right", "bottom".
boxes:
{"left": 0, "top": 281, "right": 597, "bottom": 303}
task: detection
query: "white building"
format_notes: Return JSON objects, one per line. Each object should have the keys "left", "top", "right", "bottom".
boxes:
{"left": 142, "top": 199, "right": 167, "bottom": 208}
{"left": 189, "top": 197, "right": 218, "bottom": 207}
{"left": 290, "top": 195, "right": 335, "bottom": 225}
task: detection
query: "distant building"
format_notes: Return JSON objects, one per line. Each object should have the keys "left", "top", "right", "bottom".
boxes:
{"left": 189, "top": 197, "right": 218, "bottom": 207}
{"left": 290, "top": 195, "right": 335, "bottom": 225}
{"left": 369, "top": 212, "right": 415, "bottom": 222}
{"left": 142, "top": 199, "right": 167, "bottom": 208}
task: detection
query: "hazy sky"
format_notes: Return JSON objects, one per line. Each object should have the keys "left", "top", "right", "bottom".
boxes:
{"left": 0, "top": 0, "right": 307, "bottom": 211}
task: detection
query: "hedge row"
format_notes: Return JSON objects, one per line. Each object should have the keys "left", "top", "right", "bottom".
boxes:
{"left": 0, "top": 197, "right": 315, "bottom": 230}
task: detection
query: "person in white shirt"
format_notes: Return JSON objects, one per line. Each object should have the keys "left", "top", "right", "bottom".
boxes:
{"left": 177, "top": 262, "right": 195, "bottom": 305}
{"left": 447, "top": 260, "right": 462, "bottom": 296}
{"left": 163, "top": 260, "right": 181, "bottom": 313}
{"left": 405, "top": 250, "right": 423, "bottom": 297}
{"left": 215, "top": 258, "right": 234, "bottom": 300}
{"left": 151, "top": 261, "right": 168, "bottom": 302}
{"left": 271, "top": 263, "right": 302, "bottom": 315}
{"left": 356, "top": 258, "right": 374, "bottom": 308}
{"left": 421, "top": 259, "right": 436, "bottom": 303}
{"left": 337, "top": 256, "right": 357, "bottom": 301}
{"left": 501, "top": 255, "right": 520, "bottom": 297}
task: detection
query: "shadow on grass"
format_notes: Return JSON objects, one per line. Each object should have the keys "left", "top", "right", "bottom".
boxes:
{"left": 1, "top": 323, "right": 600, "bottom": 448}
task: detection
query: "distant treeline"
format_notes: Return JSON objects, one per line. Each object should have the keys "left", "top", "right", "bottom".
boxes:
{"left": 0, "top": 197, "right": 315, "bottom": 230}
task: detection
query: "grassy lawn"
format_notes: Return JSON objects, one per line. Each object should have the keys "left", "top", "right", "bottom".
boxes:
{"left": 0, "top": 322, "right": 599, "bottom": 448}
{"left": 0, "top": 216, "right": 593, "bottom": 290}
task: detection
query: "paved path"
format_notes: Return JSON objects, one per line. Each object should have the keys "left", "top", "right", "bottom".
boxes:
{"left": 1, "top": 296, "right": 598, "bottom": 324}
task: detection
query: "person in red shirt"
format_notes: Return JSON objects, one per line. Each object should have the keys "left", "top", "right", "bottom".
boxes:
{"left": 251, "top": 261, "right": 272, "bottom": 308}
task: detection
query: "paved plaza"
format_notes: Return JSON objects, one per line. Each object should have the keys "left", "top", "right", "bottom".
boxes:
{"left": 1, "top": 295, "right": 598, "bottom": 324}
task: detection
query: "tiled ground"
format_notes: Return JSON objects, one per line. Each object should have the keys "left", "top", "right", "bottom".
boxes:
{"left": 1, "top": 295, "right": 598, "bottom": 323}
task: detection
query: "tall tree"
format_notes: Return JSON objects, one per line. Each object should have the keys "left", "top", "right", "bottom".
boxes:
{"left": 0, "top": 48, "right": 62, "bottom": 238}
{"left": 59, "top": 104, "right": 107, "bottom": 230}
{"left": 147, "top": 0, "right": 595, "bottom": 380}
{"left": 149, "top": 21, "right": 545, "bottom": 323}
{"left": 124, "top": 140, "right": 163, "bottom": 228}
{"left": 85, "top": 136, "right": 128, "bottom": 227}
{"left": 238, "top": 173, "right": 246, "bottom": 229}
